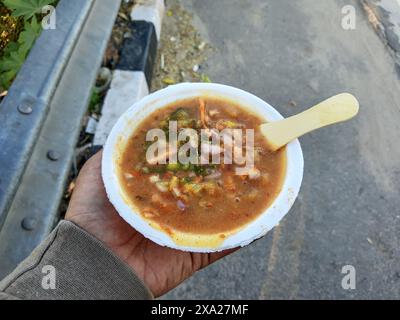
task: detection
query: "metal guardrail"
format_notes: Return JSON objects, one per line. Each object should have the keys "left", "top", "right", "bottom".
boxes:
{"left": 0, "top": 0, "right": 121, "bottom": 278}
{"left": 0, "top": 0, "right": 93, "bottom": 228}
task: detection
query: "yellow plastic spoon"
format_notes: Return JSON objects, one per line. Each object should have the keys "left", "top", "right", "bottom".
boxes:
{"left": 259, "top": 93, "right": 359, "bottom": 151}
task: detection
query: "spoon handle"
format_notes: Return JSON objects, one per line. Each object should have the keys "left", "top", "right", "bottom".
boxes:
{"left": 260, "top": 93, "right": 359, "bottom": 151}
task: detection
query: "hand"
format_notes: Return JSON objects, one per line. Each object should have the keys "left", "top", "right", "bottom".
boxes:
{"left": 66, "top": 151, "right": 236, "bottom": 297}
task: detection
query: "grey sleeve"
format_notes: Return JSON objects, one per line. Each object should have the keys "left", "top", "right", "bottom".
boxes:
{"left": 0, "top": 220, "right": 153, "bottom": 300}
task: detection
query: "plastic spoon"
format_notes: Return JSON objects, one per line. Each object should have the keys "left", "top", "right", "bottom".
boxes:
{"left": 260, "top": 93, "right": 359, "bottom": 151}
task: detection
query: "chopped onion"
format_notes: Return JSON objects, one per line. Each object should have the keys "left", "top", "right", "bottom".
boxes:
{"left": 172, "top": 186, "right": 181, "bottom": 197}
{"left": 143, "top": 209, "right": 158, "bottom": 218}
{"left": 209, "top": 109, "right": 219, "bottom": 117}
{"left": 177, "top": 200, "right": 186, "bottom": 211}
{"left": 199, "top": 200, "right": 213, "bottom": 208}
{"left": 155, "top": 182, "right": 168, "bottom": 192}
{"left": 151, "top": 194, "right": 162, "bottom": 203}
{"left": 204, "top": 171, "right": 222, "bottom": 180}
{"left": 149, "top": 175, "right": 160, "bottom": 183}
{"left": 247, "top": 189, "right": 258, "bottom": 200}
{"left": 248, "top": 168, "right": 261, "bottom": 179}
{"left": 124, "top": 172, "right": 134, "bottom": 180}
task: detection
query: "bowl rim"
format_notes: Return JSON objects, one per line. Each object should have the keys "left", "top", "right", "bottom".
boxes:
{"left": 102, "top": 82, "right": 304, "bottom": 252}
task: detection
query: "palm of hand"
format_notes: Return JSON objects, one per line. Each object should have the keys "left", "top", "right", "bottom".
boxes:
{"left": 66, "top": 152, "right": 234, "bottom": 297}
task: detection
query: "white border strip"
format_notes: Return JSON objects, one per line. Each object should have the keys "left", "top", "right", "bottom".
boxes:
{"left": 94, "top": 0, "right": 165, "bottom": 145}
{"left": 94, "top": 70, "right": 149, "bottom": 145}
{"left": 130, "top": 0, "right": 165, "bottom": 41}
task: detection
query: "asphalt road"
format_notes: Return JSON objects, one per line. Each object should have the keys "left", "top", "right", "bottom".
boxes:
{"left": 163, "top": 0, "right": 400, "bottom": 299}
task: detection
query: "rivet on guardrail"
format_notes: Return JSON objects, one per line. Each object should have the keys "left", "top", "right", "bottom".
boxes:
{"left": 21, "top": 218, "right": 37, "bottom": 231}
{"left": 17, "top": 102, "right": 33, "bottom": 115}
{"left": 47, "top": 150, "right": 60, "bottom": 161}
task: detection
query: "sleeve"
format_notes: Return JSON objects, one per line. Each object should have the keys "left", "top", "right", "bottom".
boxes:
{"left": 0, "top": 220, "right": 153, "bottom": 300}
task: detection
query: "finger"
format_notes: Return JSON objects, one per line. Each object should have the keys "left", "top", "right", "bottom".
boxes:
{"left": 73, "top": 150, "right": 103, "bottom": 188}
{"left": 80, "top": 149, "right": 103, "bottom": 175}
{"left": 66, "top": 150, "right": 105, "bottom": 218}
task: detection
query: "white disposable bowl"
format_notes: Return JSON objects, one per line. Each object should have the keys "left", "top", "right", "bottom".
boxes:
{"left": 102, "top": 83, "right": 304, "bottom": 252}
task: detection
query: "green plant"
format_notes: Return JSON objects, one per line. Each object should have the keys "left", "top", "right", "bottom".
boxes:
{"left": 201, "top": 74, "right": 211, "bottom": 83}
{"left": 0, "top": 0, "right": 56, "bottom": 89}
{"left": 4, "top": 0, "right": 54, "bottom": 19}
{"left": 88, "top": 89, "right": 102, "bottom": 114}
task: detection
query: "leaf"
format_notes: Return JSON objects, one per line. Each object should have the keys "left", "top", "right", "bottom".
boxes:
{"left": 0, "top": 50, "right": 25, "bottom": 87}
{"left": 0, "top": 50, "right": 25, "bottom": 72}
{"left": 201, "top": 74, "right": 211, "bottom": 83}
{"left": 3, "top": 0, "right": 54, "bottom": 20}
{"left": 0, "top": 70, "right": 18, "bottom": 88}
{"left": 18, "top": 16, "right": 41, "bottom": 53}
{"left": 88, "top": 89, "right": 101, "bottom": 114}
{"left": 3, "top": 42, "right": 19, "bottom": 56}
{"left": 0, "top": 0, "right": 47, "bottom": 88}
{"left": 0, "top": 17, "right": 41, "bottom": 88}
{"left": 162, "top": 77, "right": 176, "bottom": 85}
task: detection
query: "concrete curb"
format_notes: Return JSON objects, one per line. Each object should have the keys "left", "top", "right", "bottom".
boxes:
{"left": 94, "top": 0, "right": 165, "bottom": 146}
